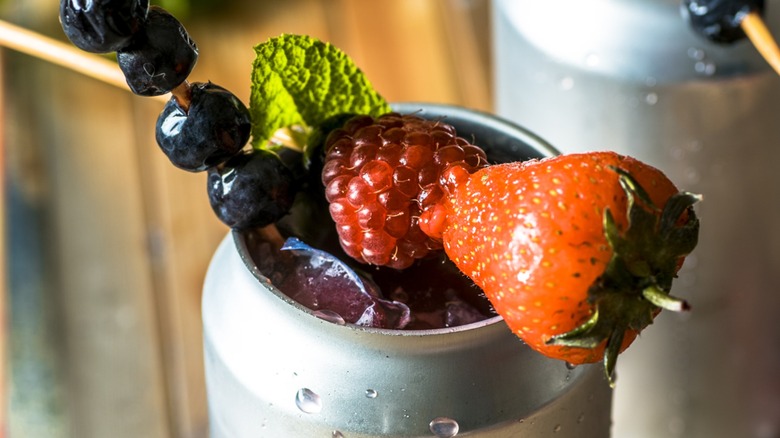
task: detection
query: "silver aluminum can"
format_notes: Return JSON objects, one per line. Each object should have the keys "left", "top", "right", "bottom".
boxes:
{"left": 493, "top": 2, "right": 780, "bottom": 437}
{"left": 202, "top": 103, "right": 613, "bottom": 437}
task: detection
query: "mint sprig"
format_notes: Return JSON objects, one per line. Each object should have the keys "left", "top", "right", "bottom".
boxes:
{"left": 250, "top": 34, "right": 391, "bottom": 149}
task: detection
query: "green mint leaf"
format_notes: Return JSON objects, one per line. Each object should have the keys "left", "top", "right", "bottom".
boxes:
{"left": 250, "top": 34, "right": 391, "bottom": 149}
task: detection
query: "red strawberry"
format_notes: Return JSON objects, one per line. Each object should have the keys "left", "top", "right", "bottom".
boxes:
{"left": 440, "top": 151, "right": 699, "bottom": 381}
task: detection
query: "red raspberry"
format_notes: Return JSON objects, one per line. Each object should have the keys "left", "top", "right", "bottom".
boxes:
{"left": 322, "top": 113, "right": 488, "bottom": 269}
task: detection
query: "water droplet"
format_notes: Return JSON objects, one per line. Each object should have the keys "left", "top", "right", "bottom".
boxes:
{"left": 565, "top": 362, "right": 578, "bottom": 370}
{"left": 429, "top": 417, "right": 460, "bottom": 437}
{"left": 687, "top": 47, "right": 706, "bottom": 61}
{"left": 332, "top": 431, "right": 345, "bottom": 438}
{"left": 365, "top": 389, "right": 378, "bottom": 399}
{"left": 645, "top": 92, "right": 659, "bottom": 105}
{"left": 695, "top": 61, "right": 716, "bottom": 76}
{"left": 577, "top": 413, "right": 586, "bottom": 423}
{"left": 553, "top": 424, "right": 562, "bottom": 433}
{"left": 559, "top": 76, "right": 575, "bottom": 91}
{"left": 295, "top": 388, "right": 322, "bottom": 414}
{"left": 313, "top": 309, "right": 346, "bottom": 325}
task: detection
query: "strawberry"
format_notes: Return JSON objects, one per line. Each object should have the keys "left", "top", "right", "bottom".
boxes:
{"left": 440, "top": 151, "right": 700, "bottom": 381}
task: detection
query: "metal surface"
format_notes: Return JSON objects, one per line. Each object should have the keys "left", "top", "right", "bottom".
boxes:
{"left": 202, "top": 104, "right": 614, "bottom": 437}
{"left": 493, "top": 1, "right": 780, "bottom": 437}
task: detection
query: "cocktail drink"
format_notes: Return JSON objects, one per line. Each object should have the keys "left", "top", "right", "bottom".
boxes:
{"left": 202, "top": 103, "right": 614, "bottom": 437}
{"left": 48, "top": 2, "right": 704, "bottom": 437}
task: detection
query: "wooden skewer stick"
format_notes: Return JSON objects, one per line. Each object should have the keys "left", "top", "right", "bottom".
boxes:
{"left": 741, "top": 11, "right": 780, "bottom": 76}
{"left": 0, "top": 19, "right": 303, "bottom": 149}
{"left": 0, "top": 19, "right": 166, "bottom": 102}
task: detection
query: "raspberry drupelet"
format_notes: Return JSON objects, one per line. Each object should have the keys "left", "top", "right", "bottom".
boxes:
{"left": 321, "top": 112, "right": 488, "bottom": 269}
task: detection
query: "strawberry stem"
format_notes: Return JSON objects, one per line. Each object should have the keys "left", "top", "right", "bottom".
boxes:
{"left": 546, "top": 168, "right": 700, "bottom": 385}
{"left": 642, "top": 285, "right": 691, "bottom": 312}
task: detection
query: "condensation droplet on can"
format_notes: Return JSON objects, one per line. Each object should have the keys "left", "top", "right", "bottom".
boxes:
{"left": 565, "top": 362, "right": 578, "bottom": 370}
{"left": 332, "top": 431, "right": 345, "bottom": 438}
{"left": 365, "top": 389, "right": 378, "bottom": 399}
{"left": 429, "top": 417, "right": 460, "bottom": 437}
{"left": 695, "top": 61, "right": 716, "bottom": 76}
{"left": 313, "top": 309, "right": 346, "bottom": 325}
{"left": 553, "top": 424, "right": 562, "bottom": 433}
{"left": 295, "top": 388, "right": 322, "bottom": 414}
{"left": 578, "top": 413, "right": 586, "bottom": 423}
{"left": 645, "top": 92, "right": 659, "bottom": 105}
{"left": 687, "top": 47, "right": 706, "bottom": 61}
{"left": 559, "top": 76, "right": 575, "bottom": 91}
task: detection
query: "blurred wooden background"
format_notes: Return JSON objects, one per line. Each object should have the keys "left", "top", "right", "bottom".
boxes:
{"left": 2, "top": 0, "right": 493, "bottom": 437}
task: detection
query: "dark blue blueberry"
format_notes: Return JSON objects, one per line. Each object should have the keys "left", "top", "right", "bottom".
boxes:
{"left": 117, "top": 5, "right": 197, "bottom": 96}
{"left": 60, "top": 0, "right": 149, "bottom": 53}
{"left": 683, "top": 0, "right": 765, "bottom": 44}
{"left": 156, "top": 82, "right": 251, "bottom": 172}
{"left": 207, "top": 150, "right": 298, "bottom": 230}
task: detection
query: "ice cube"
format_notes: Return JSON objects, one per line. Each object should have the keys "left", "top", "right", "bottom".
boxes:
{"left": 276, "top": 238, "right": 411, "bottom": 329}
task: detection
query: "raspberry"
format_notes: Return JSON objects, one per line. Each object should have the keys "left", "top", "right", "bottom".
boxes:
{"left": 322, "top": 113, "right": 488, "bottom": 269}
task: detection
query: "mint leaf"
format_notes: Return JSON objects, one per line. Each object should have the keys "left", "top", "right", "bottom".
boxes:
{"left": 250, "top": 34, "right": 391, "bottom": 149}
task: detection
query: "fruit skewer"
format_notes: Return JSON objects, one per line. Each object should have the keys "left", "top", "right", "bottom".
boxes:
{"left": 44, "top": 1, "right": 701, "bottom": 386}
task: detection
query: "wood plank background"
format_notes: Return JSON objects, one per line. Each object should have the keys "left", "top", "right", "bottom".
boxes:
{"left": 3, "top": 0, "right": 493, "bottom": 436}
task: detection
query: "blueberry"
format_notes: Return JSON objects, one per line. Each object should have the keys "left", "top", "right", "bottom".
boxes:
{"left": 156, "top": 82, "right": 251, "bottom": 171}
{"left": 117, "top": 5, "right": 197, "bottom": 96}
{"left": 208, "top": 150, "right": 298, "bottom": 230}
{"left": 683, "top": 0, "right": 765, "bottom": 44}
{"left": 60, "top": 0, "right": 149, "bottom": 53}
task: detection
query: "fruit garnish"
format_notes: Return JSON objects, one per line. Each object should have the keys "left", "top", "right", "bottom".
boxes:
{"left": 249, "top": 34, "right": 391, "bottom": 149}
{"left": 156, "top": 82, "right": 251, "bottom": 171}
{"left": 59, "top": 0, "right": 149, "bottom": 53}
{"left": 321, "top": 112, "right": 488, "bottom": 269}
{"left": 117, "top": 5, "right": 198, "bottom": 96}
{"left": 207, "top": 149, "right": 297, "bottom": 230}
{"left": 441, "top": 152, "right": 699, "bottom": 383}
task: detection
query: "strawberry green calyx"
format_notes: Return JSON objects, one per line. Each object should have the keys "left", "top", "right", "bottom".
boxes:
{"left": 547, "top": 168, "right": 701, "bottom": 386}
{"left": 249, "top": 34, "right": 391, "bottom": 150}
